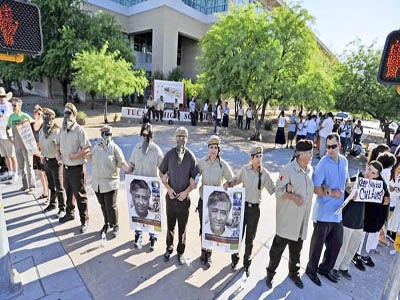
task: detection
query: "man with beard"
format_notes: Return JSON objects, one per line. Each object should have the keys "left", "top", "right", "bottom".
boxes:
{"left": 39, "top": 108, "right": 66, "bottom": 218}
{"left": 159, "top": 126, "right": 199, "bottom": 264}
{"left": 128, "top": 122, "right": 163, "bottom": 250}
{"left": 7, "top": 97, "right": 35, "bottom": 193}
{"left": 56, "top": 103, "right": 91, "bottom": 233}
{"left": 206, "top": 191, "right": 232, "bottom": 236}
{"left": 130, "top": 179, "right": 151, "bottom": 218}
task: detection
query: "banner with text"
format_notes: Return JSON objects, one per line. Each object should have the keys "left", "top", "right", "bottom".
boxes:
{"left": 16, "top": 120, "right": 39, "bottom": 155}
{"left": 355, "top": 177, "right": 384, "bottom": 203}
{"left": 121, "top": 107, "right": 190, "bottom": 122}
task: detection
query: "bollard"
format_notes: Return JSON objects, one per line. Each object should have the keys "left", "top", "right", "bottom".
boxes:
{"left": 381, "top": 234, "right": 400, "bottom": 300}
{"left": 0, "top": 191, "right": 22, "bottom": 299}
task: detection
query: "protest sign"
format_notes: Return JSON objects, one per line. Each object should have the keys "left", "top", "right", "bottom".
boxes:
{"left": 16, "top": 120, "right": 38, "bottom": 155}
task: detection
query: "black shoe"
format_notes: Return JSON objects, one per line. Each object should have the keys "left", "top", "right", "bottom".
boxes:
{"left": 43, "top": 204, "right": 56, "bottom": 213}
{"left": 243, "top": 266, "right": 250, "bottom": 277}
{"left": 164, "top": 251, "right": 171, "bottom": 262}
{"left": 265, "top": 276, "right": 273, "bottom": 288}
{"left": 177, "top": 254, "right": 185, "bottom": 265}
{"left": 80, "top": 221, "right": 89, "bottom": 233}
{"left": 352, "top": 255, "right": 366, "bottom": 271}
{"left": 317, "top": 270, "right": 339, "bottom": 283}
{"left": 360, "top": 255, "right": 375, "bottom": 267}
{"left": 200, "top": 249, "right": 207, "bottom": 264}
{"left": 306, "top": 271, "right": 322, "bottom": 286}
{"left": 339, "top": 269, "right": 352, "bottom": 280}
{"left": 289, "top": 274, "right": 304, "bottom": 289}
{"left": 231, "top": 261, "right": 238, "bottom": 271}
{"left": 59, "top": 213, "right": 75, "bottom": 223}
{"left": 331, "top": 269, "right": 341, "bottom": 280}
{"left": 112, "top": 225, "right": 119, "bottom": 238}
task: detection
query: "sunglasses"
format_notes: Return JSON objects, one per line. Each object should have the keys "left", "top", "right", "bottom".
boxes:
{"left": 326, "top": 144, "right": 338, "bottom": 150}
{"left": 64, "top": 110, "right": 72, "bottom": 115}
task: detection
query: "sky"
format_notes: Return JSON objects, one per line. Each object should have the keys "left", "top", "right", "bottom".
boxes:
{"left": 299, "top": 0, "right": 399, "bottom": 56}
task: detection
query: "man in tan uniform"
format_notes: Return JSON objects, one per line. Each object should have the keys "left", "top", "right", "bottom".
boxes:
{"left": 227, "top": 144, "right": 275, "bottom": 277}
{"left": 56, "top": 103, "right": 91, "bottom": 233}
{"left": 265, "top": 140, "right": 314, "bottom": 289}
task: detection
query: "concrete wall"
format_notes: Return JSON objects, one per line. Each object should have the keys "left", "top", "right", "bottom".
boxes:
{"left": 180, "top": 36, "right": 199, "bottom": 81}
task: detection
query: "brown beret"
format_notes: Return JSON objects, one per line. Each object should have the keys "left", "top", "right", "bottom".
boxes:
{"left": 296, "top": 140, "right": 313, "bottom": 152}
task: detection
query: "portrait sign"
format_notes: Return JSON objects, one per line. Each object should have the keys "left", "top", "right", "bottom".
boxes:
{"left": 202, "top": 185, "right": 245, "bottom": 253}
{"left": 125, "top": 174, "right": 163, "bottom": 234}
{"left": 16, "top": 120, "right": 38, "bottom": 155}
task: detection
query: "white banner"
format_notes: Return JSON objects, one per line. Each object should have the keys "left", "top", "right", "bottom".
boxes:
{"left": 202, "top": 186, "right": 245, "bottom": 253}
{"left": 121, "top": 107, "right": 191, "bottom": 122}
{"left": 125, "top": 175, "right": 163, "bottom": 234}
{"left": 154, "top": 80, "right": 184, "bottom": 105}
{"left": 355, "top": 177, "right": 384, "bottom": 203}
{"left": 16, "top": 120, "right": 39, "bottom": 155}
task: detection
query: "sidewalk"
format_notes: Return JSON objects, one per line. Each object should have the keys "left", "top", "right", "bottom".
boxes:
{"left": 2, "top": 120, "right": 398, "bottom": 300}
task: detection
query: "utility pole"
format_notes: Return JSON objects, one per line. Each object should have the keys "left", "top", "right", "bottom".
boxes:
{"left": 0, "top": 190, "right": 23, "bottom": 299}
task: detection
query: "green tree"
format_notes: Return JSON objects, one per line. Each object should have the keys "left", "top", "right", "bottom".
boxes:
{"left": 72, "top": 43, "right": 148, "bottom": 122}
{"left": 167, "top": 67, "right": 184, "bottom": 81}
{"left": 334, "top": 42, "right": 400, "bottom": 144}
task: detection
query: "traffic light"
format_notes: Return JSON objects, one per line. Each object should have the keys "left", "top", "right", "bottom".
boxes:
{"left": 0, "top": 0, "right": 43, "bottom": 55}
{"left": 378, "top": 30, "right": 400, "bottom": 85}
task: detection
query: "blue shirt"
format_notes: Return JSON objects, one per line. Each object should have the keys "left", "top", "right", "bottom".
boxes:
{"left": 312, "top": 154, "right": 349, "bottom": 222}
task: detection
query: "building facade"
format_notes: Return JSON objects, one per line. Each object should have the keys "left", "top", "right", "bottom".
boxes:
{"left": 85, "top": 0, "right": 284, "bottom": 80}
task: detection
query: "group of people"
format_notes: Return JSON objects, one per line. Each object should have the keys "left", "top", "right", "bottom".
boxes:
{"left": 275, "top": 109, "right": 364, "bottom": 158}
{"left": 3, "top": 88, "right": 398, "bottom": 292}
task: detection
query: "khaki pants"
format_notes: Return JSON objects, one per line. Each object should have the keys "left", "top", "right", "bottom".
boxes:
{"left": 334, "top": 226, "right": 363, "bottom": 271}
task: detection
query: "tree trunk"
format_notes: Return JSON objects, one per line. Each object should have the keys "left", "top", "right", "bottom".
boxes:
{"left": 91, "top": 92, "right": 96, "bottom": 109}
{"left": 16, "top": 81, "right": 23, "bottom": 96}
{"left": 61, "top": 80, "right": 68, "bottom": 105}
{"left": 260, "top": 97, "right": 269, "bottom": 124}
{"left": 48, "top": 77, "right": 53, "bottom": 99}
{"left": 383, "top": 121, "right": 391, "bottom": 145}
{"left": 104, "top": 96, "right": 108, "bottom": 123}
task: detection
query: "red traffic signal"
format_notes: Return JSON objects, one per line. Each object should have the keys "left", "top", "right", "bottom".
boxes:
{"left": 0, "top": 0, "right": 43, "bottom": 55}
{"left": 378, "top": 30, "right": 400, "bottom": 85}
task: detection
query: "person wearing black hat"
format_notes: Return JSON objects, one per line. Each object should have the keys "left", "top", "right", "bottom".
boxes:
{"left": 265, "top": 140, "right": 314, "bottom": 289}
{"left": 226, "top": 144, "right": 275, "bottom": 277}
{"left": 196, "top": 135, "right": 234, "bottom": 267}
{"left": 89, "top": 125, "right": 130, "bottom": 238}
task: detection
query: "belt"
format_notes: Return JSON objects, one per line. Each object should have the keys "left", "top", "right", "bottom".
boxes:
{"left": 45, "top": 157, "right": 57, "bottom": 161}
{"left": 245, "top": 202, "right": 259, "bottom": 208}
{"left": 64, "top": 164, "right": 83, "bottom": 170}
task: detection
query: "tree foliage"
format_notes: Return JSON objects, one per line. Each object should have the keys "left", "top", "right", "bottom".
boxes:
{"left": 72, "top": 43, "right": 148, "bottom": 122}
{"left": 198, "top": 4, "right": 334, "bottom": 122}
{"left": 334, "top": 42, "right": 400, "bottom": 143}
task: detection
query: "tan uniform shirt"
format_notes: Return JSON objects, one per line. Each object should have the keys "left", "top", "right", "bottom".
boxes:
{"left": 129, "top": 141, "right": 163, "bottom": 177}
{"left": 91, "top": 140, "right": 126, "bottom": 193}
{"left": 58, "top": 123, "right": 90, "bottom": 166}
{"left": 234, "top": 164, "right": 275, "bottom": 204}
{"left": 275, "top": 160, "right": 314, "bottom": 241}
{"left": 156, "top": 100, "right": 164, "bottom": 111}
{"left": 39, "top": 127, "right": 60, "bottom": 158}
{"left": 198, "top": 156, "right": 234, "bottom": 198}
{"left": 147, "top": 99, "right": 155, "bottom": 108}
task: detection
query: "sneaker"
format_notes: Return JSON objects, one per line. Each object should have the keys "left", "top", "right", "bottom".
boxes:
{"left": 112, "top": 225, "right": 119, "bottom": 238}
{"left": 18, "top": 186, "right": 28, "bottom": 192}
{"left": 352, "top": 255, "right": 366, "bottom": 271}
{"left": 360, "top": 255, "right": 375, "bottom": 267}
{"left": 243, "top": 266, "right": 250, "bottom": 277}
{"left": 177, "top": 254, "right": 185, "bottom": 265}
{"left": 100, "top": 224, "right": 108, "bottom": 234}
{"left": 59, "top": 213, "right": 75, "bottom": 223}
{"left": 149, "top": 238, "right": 156, "bottom": 251}
{"left": 339, "top": 269, "right": 352, "bottom": 280}
{"left": 164, "top": 251, "right": 171, "bottom": 262}
{"left": 11, "top": 174, "right": 18, "bottom": 183}
{"left": 80, "top": 221, "right": 89, "bottom": 233}
{"left": 43, "top": 204, "right": 56, "bottom": 213}
{"left": 57, "top": 210, "right": 66, "bottom": 219}
{"left": 205, "top": 251, "right": 212, "bottom": 268}
{"left": 133, "top": 233, "right": 139, "bottom": 248}
{"left": 231, "top": 261, "right": 238, "bottom": 271}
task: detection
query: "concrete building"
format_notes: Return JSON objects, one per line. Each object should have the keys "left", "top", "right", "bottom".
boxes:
{"left": 84, "top": 0, "right": 286, "bottom": 80}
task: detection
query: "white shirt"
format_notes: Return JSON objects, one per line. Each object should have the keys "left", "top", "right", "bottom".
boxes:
{"left": 306, "top": 119, "right": 317, "bottom": 134}
{"left": 319, "top": 117, "right": 334, "bottom": 138}
{"left": 0, "top": 102, "right": 13, "bottom": 139}
{"left": 278, "top": 116, "right": 286, "bottom": 128}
